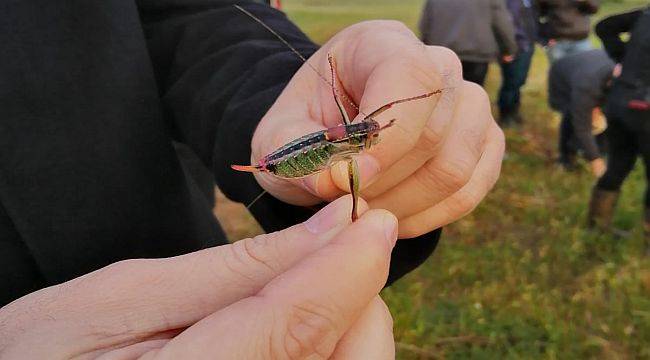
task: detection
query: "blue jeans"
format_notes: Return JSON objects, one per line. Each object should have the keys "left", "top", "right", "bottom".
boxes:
{"left": 498, "top": 48, "right": 534, "bottom": 115}
{"left": 545, "top": 38, "right": 592, "bottom": 63}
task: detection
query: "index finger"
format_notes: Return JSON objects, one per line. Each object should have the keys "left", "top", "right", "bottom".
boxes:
{"left": 336, "top": 22, "right": 447, "bottom": 170}
{"left": 315, "top": 25, "right": 451, "bottom": 195}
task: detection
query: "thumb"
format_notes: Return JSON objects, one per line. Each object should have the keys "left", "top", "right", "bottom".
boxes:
{"left": 9, "top": 196, "right": 368, "bottom": 345}
{"left": 152, "top": 209, "right": 398, "bottom": 359}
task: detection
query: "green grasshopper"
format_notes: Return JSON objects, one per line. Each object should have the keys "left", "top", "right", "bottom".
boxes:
{"left": 231, "top": 5, "right": 441, "bottom": 221}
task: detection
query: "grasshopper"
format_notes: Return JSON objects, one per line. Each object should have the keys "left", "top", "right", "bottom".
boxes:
{"left": 231, "top": 5, "right": 441, "bottom": 221}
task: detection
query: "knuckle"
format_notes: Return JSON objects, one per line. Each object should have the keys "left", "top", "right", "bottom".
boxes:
{"left": 417, "top": 126, "right": 443, "bottom": 154}
{"left": 433, "top": 46, "right": 462, "bottom": 72}
{"left": 224, "top": 234, "right": 283, "bottom": 279}
{"left": 495, "top": 127, "right": 506, "bottom": 150}
{"left": 418, "top": 159, "right": 473, "bottom": 195}
{"left": 369, "top": 19, "right": 411, "bottom": 34}
{"left": 462, "top": 81, "right": 491, "bottom": 108}
{"left": 348, "top": 20, "right": 411, "bottom": 38}
{"left": 371, "top": 298, "right": 394, "bottom": 330}
{"left": 450, "top": 188, "right": 481, "bottom": 215}
{"left": 275, "top": 301, "right": 340, "bottom": 359}
{"left": 427, "top": 46, "right": 463, "bottom": 84}
{"left": 88, "top": 259, "right": 151, "bottom": 286}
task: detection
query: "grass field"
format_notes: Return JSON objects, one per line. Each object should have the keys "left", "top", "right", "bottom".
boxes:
{"left": 215, "top": 1, "right": 650, "bottom": 358}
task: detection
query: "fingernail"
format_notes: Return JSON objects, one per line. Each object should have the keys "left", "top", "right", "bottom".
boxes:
{"left": 304, "top": 198, "right": 346, "bottom": 234}
{"left": 382, "top": 213, "right": 399, "bottom": 248}
{"left": 356, "top": 155, "right": 381, "bottom": 189}
{"left": 301, "top": 174, "right": 321, "bottom": 197}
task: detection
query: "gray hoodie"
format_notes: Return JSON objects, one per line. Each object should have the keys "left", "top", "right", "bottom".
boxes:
{"left": 419, "top": 0, "right": 518, "bottom": 63}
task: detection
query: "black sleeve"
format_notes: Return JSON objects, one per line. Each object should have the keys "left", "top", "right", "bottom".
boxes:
{"left": 137, "top": 0, "right": 441, "bottom": 285}
{"left": 575, "top": 0, "right": 599, "bottom": 15}
{"left": 595, "top": 9, "right": 642, "bottom": 63}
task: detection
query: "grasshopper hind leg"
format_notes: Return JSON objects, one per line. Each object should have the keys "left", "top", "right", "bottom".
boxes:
{"left": 348, "top": 158, "right": 360, "bottom": 222}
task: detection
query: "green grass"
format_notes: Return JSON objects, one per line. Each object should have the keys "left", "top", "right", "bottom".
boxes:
{"left": 228, "top": 1, "right": 650, "bottom": 358}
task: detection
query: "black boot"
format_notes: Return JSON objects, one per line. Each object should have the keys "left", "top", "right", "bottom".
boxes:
{"left": 499, "top": 108, "right": 518, "bottom": 128}
{"left": 587, "top": 188, "right": 620, "bottom": 230}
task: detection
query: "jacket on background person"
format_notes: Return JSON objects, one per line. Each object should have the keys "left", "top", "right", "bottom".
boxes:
{"left": 538, "top": 0, "right": 600, "bottom": 63}
{"left": 596, "top": 6, "right": 650, "bottom": 107}
{"left": 548, "top": 49, "right": 614, "bottom": 163}
{"left": 0, "top": 1, "right": 441, "bottom": 306}
{"left": 418, "top": 0, "right": 518, "bottom": 63}
{"left": 507, "top": 0, "right": 539, "bottom": 52}
{"left": 590, "top": 7, "right": 650, "bottom": 234}
{"left": 538, "top": 0, "right": 600, "bottom": 41}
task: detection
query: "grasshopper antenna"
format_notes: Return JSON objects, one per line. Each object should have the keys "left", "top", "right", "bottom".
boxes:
{"left": 246, "top": 189, "right": 268, "bottom": 210}
{"left": 233, "top": 4, "right": 362, "bottom": 114}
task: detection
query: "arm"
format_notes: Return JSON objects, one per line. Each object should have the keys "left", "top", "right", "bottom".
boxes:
{"left": 137, "top": 1, "right": 440, "bottom": 284}
{"left": 418, "top": 0, "right": 433, "bottom": 43}
{"left": 569, "top": 86, "right": 601, "bottom": 162}
{"left": 491, "top": 0, "right": 518, "bottom": 56}
{"left": 595, "top": 9, "right": 643, "bottom": 63}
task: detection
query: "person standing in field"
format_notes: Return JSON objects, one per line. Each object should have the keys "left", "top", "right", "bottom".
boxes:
{"left": 589, "top": 7, "right": 650, "bottom": 239}
{"left": 538, "top": 0, "right": 600, "bottom": 63}
{"left": 498, "top": 0, "right": 538, "bottom": 126}
{"left": 419, "top": 0, "right": 518, "bottom": 86}
{"left": 547, "top": 49, "right": 613, "bottom": 176}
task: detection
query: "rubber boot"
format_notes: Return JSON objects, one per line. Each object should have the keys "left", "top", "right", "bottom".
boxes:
{"left": 587, "top": 188, "right": 620, "bottom": 230}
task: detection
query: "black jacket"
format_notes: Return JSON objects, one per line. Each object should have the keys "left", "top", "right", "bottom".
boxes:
{"left": 596, "top": 7, "right": 650, "bottom": 108}
{"left": 548, "top": 49, "right": 613, "bottom": 160}
{"left": 538, "top": 0, "right": 600, "bottom": 41}
{"left": 0, "top": 0, "right": 440, "bottom": 306}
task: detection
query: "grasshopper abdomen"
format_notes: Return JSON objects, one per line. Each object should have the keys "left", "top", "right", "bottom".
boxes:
{"left": 232, "top": 120, "right": 381, "bottom": 179}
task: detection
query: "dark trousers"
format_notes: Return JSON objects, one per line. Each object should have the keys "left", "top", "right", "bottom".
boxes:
{"left": 597, "top": 109, "right": 650, "bottom": 207}
{"left": 559, "top": 112, "right": 577, "bottom": 163}
{"left": 559, "top": 113, "right": 608, "bottom": 163}
{"left": 498, "top": 48, "right": 534, "bottom": 115}
{"left": 461, "top": 61, "right": 489, "bottom": 86}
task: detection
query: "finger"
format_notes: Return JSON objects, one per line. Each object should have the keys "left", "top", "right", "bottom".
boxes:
{"left": 98, "top": 339, "right": 170, "bottom": 360}
{"left": 359, "top": 46, "right": 463, "bottom": 198}
{"left": 330, "top": 296, "right": 395, "bottom": 360}
{"left": 399, "top": 124, "right": 505, "bottom": 238}
{"left": 368, "top": 81, "right": 492, "bottom": 220}
{"left": 17, "top": 196, "right": 368, "bottom": 341}
{"left": 290, "top": 25, "right": 449, "bottom": 198}
{"left": 154, "top": 209, "right": 398, "bottom": 359}
{"left": 342, "top": 28, "right": 445, "bottom": 173}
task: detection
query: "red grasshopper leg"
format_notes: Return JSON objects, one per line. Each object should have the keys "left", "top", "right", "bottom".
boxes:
{"left": 327, "top": 54, "right": 358, "bottom": 125}
{"left": 348, "top": 158, "right": 360, "bottom": 222}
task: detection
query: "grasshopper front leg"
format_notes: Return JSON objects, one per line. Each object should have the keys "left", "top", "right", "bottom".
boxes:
{"left": 348, "top": 158, "right": 360, "bottom": 222}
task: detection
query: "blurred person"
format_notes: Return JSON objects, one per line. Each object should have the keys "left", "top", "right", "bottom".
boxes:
{"left": 538, "top": 0, "right": 600, "bottom": 63}
{"left": 548, "top": 49, "right": 613, "bottom": 176}
{"left": 0, "top": 1, "right": 505, "bottom": 356}
{"left": 419, "top": 0, "right": 518, "bottom": 86}
{"left": 499, "top": 0, "right": 539, "bottom": 126}
{"left": 589, "top": 7, "right": 650, "bottom": 235}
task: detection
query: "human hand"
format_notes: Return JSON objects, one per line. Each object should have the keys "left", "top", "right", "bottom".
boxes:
{"left": 502, "top": 54, "right": 515, "bottom": 63}
{"left": 0, "top": 197, "right": 396, "bottom": 359}
{"left": 252, "top": 21, "right": 505, "bottom": 238}
{"left": 591, "top": 158, "right": 607, "bottom": 178}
